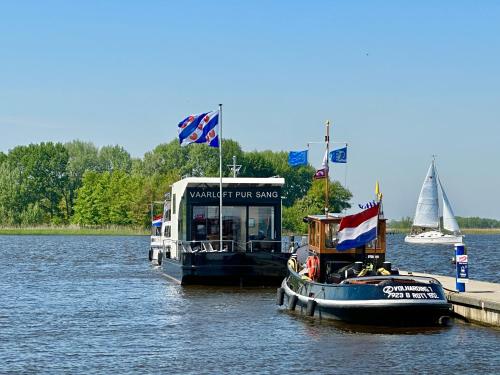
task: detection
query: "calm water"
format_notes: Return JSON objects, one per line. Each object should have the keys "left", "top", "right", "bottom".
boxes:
{"left": 0, "top": 234, "right": 499, "bottom": 374}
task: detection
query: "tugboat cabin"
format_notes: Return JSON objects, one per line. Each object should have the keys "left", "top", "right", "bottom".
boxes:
{"left": 303, "top": 214, "right": 387, "bottom": 282}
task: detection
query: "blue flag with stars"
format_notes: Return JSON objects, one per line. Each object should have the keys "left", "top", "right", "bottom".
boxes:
{"left": 288, "top": 150, "right": 308, "bottom": 167}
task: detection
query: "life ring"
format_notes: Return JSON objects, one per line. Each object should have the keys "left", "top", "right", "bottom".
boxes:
{"left": 306, "top": 255, "right": 320, "bottom": 280}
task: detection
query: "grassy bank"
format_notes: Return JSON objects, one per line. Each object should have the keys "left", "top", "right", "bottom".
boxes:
{"left": 0, "top": 225, "right": 149, "bottom": 236}
{"left": 387, "top": 228, "right": 500, "bottom": 235}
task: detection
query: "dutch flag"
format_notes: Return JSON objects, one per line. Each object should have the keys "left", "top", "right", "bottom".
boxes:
{"left": 152, "top": 215, "right": 162, "bottom": 227}
{"left": 336, "top": 204, "right": 380, "bottom": 251}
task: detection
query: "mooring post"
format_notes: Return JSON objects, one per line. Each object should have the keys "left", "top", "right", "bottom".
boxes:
{"left": 455, "top": 243, "right": 468, "bottom": 292}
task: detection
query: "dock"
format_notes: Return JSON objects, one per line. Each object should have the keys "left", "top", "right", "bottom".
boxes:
{"left": 401, "top": 271, "right": 500, "bottom": 327}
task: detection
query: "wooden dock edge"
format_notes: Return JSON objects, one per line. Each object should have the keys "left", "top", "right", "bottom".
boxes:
{"left": 400, "top": 271, "right": 500, "bottom": 327}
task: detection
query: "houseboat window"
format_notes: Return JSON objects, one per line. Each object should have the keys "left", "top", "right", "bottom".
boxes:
{"left": 172, "top": 194, "right": 176, "bottom": 214}
{"left": 248, "top": 206, "right": 275, "bottom": 250}
{"left": 179, "top": 196, "right": 186, "bottom": 241}
{"left": 191, "top": 206, "right": 247, "bottom": 251}
{"left": 163, "top": 225, "right": 171, "bottom": 238}
{"left": 163, "top": 202, "right": 171, "bottom": 221}
{"left": 324, "top": 222, "right": 339, "bottom": 248}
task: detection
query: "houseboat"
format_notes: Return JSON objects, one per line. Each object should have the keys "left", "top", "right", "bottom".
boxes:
{"left": 149, "top": 176, "right": 291, "bottom": 285}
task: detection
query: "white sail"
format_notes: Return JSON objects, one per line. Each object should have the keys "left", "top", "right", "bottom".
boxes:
{"left": 438, "top": 177, "right": 460, "bottom": 233}
{"left": 412, "top": 161, "right": 439, "bottom": 228}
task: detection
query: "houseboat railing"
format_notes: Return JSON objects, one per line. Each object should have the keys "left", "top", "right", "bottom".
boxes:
{"left": 159, "top": 238, "right": 306, "bottom": 254}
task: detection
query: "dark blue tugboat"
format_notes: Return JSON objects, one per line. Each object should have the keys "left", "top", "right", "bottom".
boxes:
{"left": 277, "top": 208, "right": 452, "bottom": 325}
{"left": 277, "top": 120, "right": 451, "bottom": 325}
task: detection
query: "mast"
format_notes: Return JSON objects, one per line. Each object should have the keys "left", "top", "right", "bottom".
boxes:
{"left": 219, "top": 103, "right": 223, "bottom": 250}
{"left": 432, "top": 155, "right": 441, "bottom": 232}
{"left": 325, "top": 120, "right": 330, "bottom": 216}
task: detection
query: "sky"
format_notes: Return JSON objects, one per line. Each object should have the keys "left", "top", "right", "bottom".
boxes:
{"left": 1, "top": 0, "right": 499, "bottom": 220}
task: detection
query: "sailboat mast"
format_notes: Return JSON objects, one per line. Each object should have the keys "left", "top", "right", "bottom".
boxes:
{"left": 432, "top": 155, "right": 441, "bottom": 232}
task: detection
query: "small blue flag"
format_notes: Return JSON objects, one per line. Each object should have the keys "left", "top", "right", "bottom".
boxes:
{"left": 288, "top": 150, "right": 308, "bottom": 167}
{"left": 329, "top": 147, "right": 347, "bottom": 163}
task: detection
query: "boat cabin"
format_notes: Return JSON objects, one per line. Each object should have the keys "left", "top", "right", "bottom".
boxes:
{"left": 303, "top": 214, "right": 387, "bottom": 282}
{"left": 162, "top": 177, "right": 285, "bottom": 260}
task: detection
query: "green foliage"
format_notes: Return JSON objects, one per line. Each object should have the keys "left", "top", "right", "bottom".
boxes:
{"left": 6, "top": 142, "right": 69, "bottom": 222}
{"left": 64, "top": 140, "right": 100, "bottom": 217}
{"left": 72, "top": 170, "right": 145, "bottom": 226}
{"left": 388, "top": 216, "right": 500, "bottom": 229}
{"left": 388, "top": 217, "right": 413, "bottom": 229}
{"left": 0, "top": 163, "right": 23, "bottom": 224}
{"left": 455, "top": 216, "right": 500, "bottom": 228}
{"left": 19, "top": 202, "right": 45, "bottom": 225}
{"left": 283, "top": 179, "right": 352, "bottom": 233}
{"left": 142, "top": 140, "right": 190, "bottom": 176}
{"left": 0, "top": 138, "right": 354, "bottom": 229}
{"left": 241, "top": 150, "right": 315, "bottom": 206}
{"left": 98, "top": 145, "right": 132, "bottom": 173}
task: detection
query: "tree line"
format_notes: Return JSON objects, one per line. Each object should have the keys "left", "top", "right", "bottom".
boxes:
{"left": 389, "top": 216, "right": 500, "bottom": 229}
{"left": 0, "top": 139, "right": 352, "bottom": 233}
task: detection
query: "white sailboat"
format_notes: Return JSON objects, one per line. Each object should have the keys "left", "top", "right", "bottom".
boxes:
{"left": 405, "top": 159, "right": 463, "bottom": 244}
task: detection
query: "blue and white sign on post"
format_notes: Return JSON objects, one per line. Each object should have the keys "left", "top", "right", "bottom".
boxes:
{"left": 455, "top": 243, "right": 468, "bottom": 292}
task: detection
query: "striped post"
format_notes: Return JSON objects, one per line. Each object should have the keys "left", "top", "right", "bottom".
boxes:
{"left": 455, "top": 243, "right": 467, "bottom": 292}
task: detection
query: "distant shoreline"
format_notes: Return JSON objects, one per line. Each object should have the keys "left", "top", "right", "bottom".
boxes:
{"left": 387, "top": 228, "right": 500, "bottom": 235}
{"left": 1, "top": 225, "right": 499, "bottom": 236}
{"left": 0, "top": 225, "right": 149, "bottom": 236}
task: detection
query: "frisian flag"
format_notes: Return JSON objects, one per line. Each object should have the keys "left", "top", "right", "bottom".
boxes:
{"left": 178, "top": 110, "right": 219, "bottom": 147}
{"left": 336, "top": 204, "right": 380, "bottom": 251}
{"left": 152, "top": 215, "right": 162, "bottom": 227}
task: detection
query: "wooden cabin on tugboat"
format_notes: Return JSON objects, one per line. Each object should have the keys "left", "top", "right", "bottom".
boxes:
{"left": 302, "top": 213, "right": 387, "bottom": 282}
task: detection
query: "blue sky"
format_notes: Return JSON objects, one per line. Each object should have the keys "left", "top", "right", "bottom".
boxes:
{"left": 1, "top": 1, "right": 499, "bottom": 219}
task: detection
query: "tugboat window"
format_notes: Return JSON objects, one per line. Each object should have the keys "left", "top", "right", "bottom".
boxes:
{"left": 325, "top": 222, "right": 339, "bottom": 248}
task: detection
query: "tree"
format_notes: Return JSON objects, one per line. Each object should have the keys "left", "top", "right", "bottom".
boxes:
{"left": 98, "top": 145, "right": 132, "bottom": 173}
{"left": 283, "top": 179, "right": 352, "bottom": 233}
{"left": 72, "top": 170, "right": 146, "bottom": 226}
{"left": 0, "top": 163, "right": 24, "bottom": 224}
{"left": 142, "top": 140, "right": 190, "bottom": 176}
{"left": 7, "top": 142, "right": 69, "bottom": 222}
{"left": 64, "top": 140, "right": 100, "bottom": 217}
{"left": 240, "top": 150, "right": 315, "bottom": 206}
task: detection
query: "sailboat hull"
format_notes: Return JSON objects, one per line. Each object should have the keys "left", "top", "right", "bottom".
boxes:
{"left": 404, "top": 231, "right": 463, "bottom": 245}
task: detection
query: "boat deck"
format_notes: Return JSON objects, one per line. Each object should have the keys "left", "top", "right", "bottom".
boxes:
{"left": 400, "top": 271, "right": 500, "bottom": 327}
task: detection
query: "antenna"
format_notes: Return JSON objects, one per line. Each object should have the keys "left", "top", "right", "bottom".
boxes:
{"left": 227, "top": 155, "right": 242, "bottom": 177}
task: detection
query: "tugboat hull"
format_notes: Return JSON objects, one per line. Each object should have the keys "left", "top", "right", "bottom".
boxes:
{"left": 281, "top": 273, "right": 452, "bottom": 326}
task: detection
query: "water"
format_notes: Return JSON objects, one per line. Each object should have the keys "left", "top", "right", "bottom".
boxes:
{"left": 387, "top": 234, "right": 499, "bottom": 283}
{"left": 0, "top": 235, "right": 499, "bottom": 374}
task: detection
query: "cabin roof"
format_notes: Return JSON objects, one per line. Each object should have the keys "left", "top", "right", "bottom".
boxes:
{"left": 170, "top": 177, "right": 285, "bottom": 197}
{"left": 307, "top": 214, "right": 344, "bottom": 221}
{"left": 174, "top": 177, "right": 285, "bottom": 187}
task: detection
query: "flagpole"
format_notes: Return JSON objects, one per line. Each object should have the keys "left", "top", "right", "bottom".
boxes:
{"left": 325, "top": 120, "right": 330, "bottom": 216}
{"left": 219, "top": 103, "right": 223, "bottom": 251}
